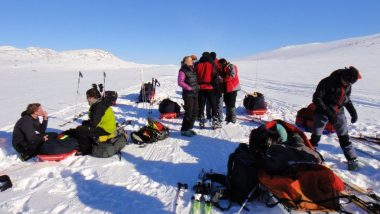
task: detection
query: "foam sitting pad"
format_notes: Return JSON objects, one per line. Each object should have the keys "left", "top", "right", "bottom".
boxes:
{"left": 37, "top": 150, "right": 77, "bottom": 161}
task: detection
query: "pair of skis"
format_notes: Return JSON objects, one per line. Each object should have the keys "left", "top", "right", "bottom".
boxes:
{"left": 342, "top": 182, "right": 380, "bottom": 214}
{"left": 190, "top": 169, "right": 213, "bottom": 214}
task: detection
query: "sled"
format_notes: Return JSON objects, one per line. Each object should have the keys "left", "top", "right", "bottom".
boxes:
{"left": 37, "top": 150, "right": 77, "bottom": 162}
{"left": 160, "top": 112, "right": 178, "bottom": 119}
{"left": 296, "top": 103, "right": 335, "bottom": 134}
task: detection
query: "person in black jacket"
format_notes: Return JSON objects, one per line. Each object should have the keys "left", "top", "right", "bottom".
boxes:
{"left": 310, "top": 66, "right": 362, "bottom": 171}
{"left": 12, "top": 103, "right": 49, "bottom": 160}
{"left": 66, "top": 86, "right": 116, "bottom": 154}
{"left": 13, "top": 103, "right": 79, "bottom": 161}
{"left": 178, "top": 56, "right": 200, "bottom": 136}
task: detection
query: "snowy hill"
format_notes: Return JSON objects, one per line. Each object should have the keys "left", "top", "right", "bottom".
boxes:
{"left": 0, "top": 46, "right": 145, "bottom": 70}
{"left": 0, "top": 33, "right": 380, "bottom": 213}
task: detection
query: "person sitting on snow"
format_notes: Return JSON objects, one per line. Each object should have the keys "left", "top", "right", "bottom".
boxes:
{"left": 310, "top": 66, "right": 362, "bottom": 171}
{"left": 12, "top": 103, "right": 78, "bottom": 161}
{"left": 67, "top": 85, "right": 117, "bottom": 155}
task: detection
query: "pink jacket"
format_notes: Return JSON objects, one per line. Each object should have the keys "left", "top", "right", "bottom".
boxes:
{"left": 178, "top": 71, "right": 192, "bottom": 91}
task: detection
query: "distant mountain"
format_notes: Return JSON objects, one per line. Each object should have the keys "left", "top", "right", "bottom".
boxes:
{"left": 0, "top": 46, "right": 144, "bottom": 70}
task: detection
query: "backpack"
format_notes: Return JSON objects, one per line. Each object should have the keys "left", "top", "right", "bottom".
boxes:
{"left": 227, "top": 143, "right": 260, "bottom": 203}
{"left": 130, "top": 119, "right": 169, "bottom": 145}
{"left": 91, "top": 125, "right": 128, "bottom": 158}
{"left": 296, "top": 103, "right": 335, "bottom": 134}
{"left": 104, "top": 91, "right": 118, "bottom": 106}
{"left": 205, "top": 143, "right": 260, "bottom": 210}
{"left": 138, "top": 79, "right": 160, "bottom": 103}
{"left": 249, "top": 120, "right": 321, "bottom": 174}
{"left": 243, "top": 92, "right": 267, "bottom": 115}
{"left": 159, "top": 99, "right": 181, "bottom": 114}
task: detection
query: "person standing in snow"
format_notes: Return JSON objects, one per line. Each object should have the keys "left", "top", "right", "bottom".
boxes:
{"left": 195, "top": 52, "right": 220, "bottom": 129}
{"left": 207, "top": 52, "right": 224, "bottom": 123}
{"left": 219, "top": 58, "right": 241, "bottom": 123}
{"left": 178, "top": 56, "right": 199, "bottom": 137}
{"left": 310, "top": 66, "right": 362, "bottom": 171}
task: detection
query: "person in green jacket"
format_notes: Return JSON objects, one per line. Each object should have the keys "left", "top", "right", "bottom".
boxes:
{"left": 71, "top": 86, "right": 116, "bottom": 155}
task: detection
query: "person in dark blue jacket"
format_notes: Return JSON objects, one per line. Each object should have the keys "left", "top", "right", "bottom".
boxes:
{"left": 311, "top": 66, "right": 362, "bottom": 171}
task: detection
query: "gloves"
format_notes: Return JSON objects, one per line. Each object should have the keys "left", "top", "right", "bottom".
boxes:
{"left": 345, "top": 102, "right": 358, "bottom": 123}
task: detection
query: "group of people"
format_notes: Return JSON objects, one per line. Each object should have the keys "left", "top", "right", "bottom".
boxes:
{"left": 11, "top": 58, "right": 362, "bottom": 171}
{"left": 12, "top": 86, "right": 117, "bottom": 160}
{"left": 178, "top": 52, "right": 241, "bottom": 137}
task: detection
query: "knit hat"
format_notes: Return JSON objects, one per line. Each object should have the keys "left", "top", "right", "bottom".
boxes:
{"left": 341, "top": 66, "right": 361, "bottom": 84}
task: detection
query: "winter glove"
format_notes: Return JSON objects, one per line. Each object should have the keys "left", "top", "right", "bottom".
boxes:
{"left": 345, "top": 102, "right": 358, "bottom": 123}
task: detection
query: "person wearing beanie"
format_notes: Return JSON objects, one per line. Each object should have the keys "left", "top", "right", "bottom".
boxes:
{"left": 206, "top": 52, "right": 224, "bottom": 123}
{"left": 310, "top": 66, "right": 362, "bottom": 171}
{"left": 219, "top": 58, "right": 241, "bottom": 123}
{"left": 67, "top": 85, "right": 116, "bottom": 154}
{"left": 195, "top": 52, "right": 221, "bottom": 129}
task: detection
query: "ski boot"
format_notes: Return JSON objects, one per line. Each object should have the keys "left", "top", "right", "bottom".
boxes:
{"left": 348, "top": 159, "right": 359, "bottom": 171}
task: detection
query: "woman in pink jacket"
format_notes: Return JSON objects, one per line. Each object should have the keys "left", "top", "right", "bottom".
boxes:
{"left": 178, "top": 56, "right": 200, "bottom": 137}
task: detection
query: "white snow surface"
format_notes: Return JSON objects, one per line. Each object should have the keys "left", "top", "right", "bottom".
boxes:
{"left": 0, "top": 34, "right": 379, "bottom": 213}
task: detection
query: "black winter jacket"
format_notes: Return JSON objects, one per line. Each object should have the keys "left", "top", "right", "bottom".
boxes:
{"left": 181, "top": 64, "right": 199, "bottom": 97}
{"left": 81, "top": 99, "right": 110, "bottom": 136}
{"left": 12, "top": 112, "right": 47, "bottom": 155}
{"left": 312, "top": 69, "right": 356, "bottom": 116}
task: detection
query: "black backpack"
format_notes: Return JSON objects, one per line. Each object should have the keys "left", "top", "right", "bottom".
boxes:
{"left": 227, "top": 143, "right": 260, "bottom": 203}
{"left": 159, "top": 99, "right": 181, "bottom": 114}
{"left": 206, "top": 143, "right": 260, "bottom": 210}
{"left": 243, "top": 92, "right": 266, "bottom": 110}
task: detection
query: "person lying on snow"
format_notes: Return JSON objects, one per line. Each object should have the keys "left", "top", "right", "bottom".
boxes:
{"left": 249, "top": 122, "right": 323, "bottom": 175}
{"left": 310, "top": 66, "right": 362, "bottom": 171}
{"left": 64, "top": 86, "right": 117, "bottom": 155}
{"left": 12, "top": 103, "right": 78, "bottom": 161}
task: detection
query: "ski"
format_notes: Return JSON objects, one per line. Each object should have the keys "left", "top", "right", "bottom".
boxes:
{"left": 58, "top": 111, "right": 87, "bottom": 127}
{"left": 173, "top": 182, "right": 188, "bottom": 213}
{"left": 344, "top": 181, "right": 380, "bottom": 203}
{"left": 190, "top": 169, "right": 206, "bottom": 214}
{"left": 341, "top": 190, "right": 380, "bottom": 214}
{"left": 351, "top": 135, "right": 380, "bottom": 146}
{"left": 203, "top": 170, "right": 213, "bottom": 214}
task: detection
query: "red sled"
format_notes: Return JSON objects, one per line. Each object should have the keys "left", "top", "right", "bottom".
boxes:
{"left": 246, "top": 102, "right": 268, "bottom": 115}
{"left": 296, "top": 103, "right": 335, "bottom": 134}
{"left": 160, "top": 112, "right": 178, "bottom": 119}
{"left": 37, "top": 150, "right": 77, "bottom": 162}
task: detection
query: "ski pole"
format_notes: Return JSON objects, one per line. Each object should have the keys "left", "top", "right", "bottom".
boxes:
{"left": 103, "top": 71, "right": 106, "bottom": 96}
{"left": 74, "top": 71, "right": 83, "bottom": 117}
{"left": 237, "top": 185, "right": 257, "bottom": 214}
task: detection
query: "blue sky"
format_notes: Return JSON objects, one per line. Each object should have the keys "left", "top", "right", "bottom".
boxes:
{"left": 1, "top": 0, "right": 380, "bottom": 64}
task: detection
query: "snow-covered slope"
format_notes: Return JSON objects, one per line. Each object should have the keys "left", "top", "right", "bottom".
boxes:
{"left": 0, "top": 33, "right": 379, "bottom": 213}
{"left": 0, "top": 46, "right": 146, "bottom": 70}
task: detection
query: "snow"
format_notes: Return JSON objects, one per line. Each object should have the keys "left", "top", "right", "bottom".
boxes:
{"left": 0, "top": 34, "right": 379, "bottom": 213}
